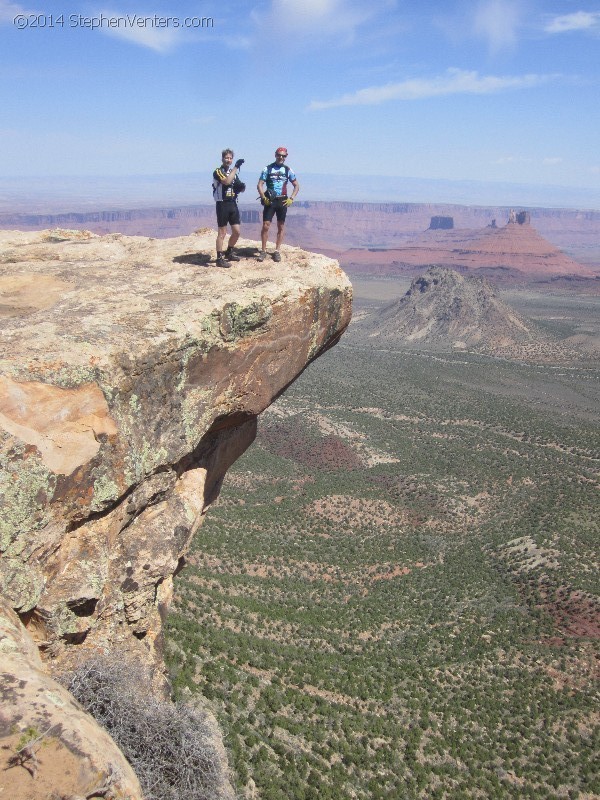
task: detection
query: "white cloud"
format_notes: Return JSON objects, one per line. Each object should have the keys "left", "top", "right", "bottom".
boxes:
{"left": 309, "top": 68, "right": 555, "bottom": 110}
{"left": 434, "top": 1, "right": 522, "bottom": 53}
{"left": 102, "top": 27, "right": 180, "bottom": 53}
{"left": 192, "top": 115, "right": 216, "bottom": 126}
{"left": 96, "top": 10, "right": 183, "bottom": 53}
{"left": 493, "top": 156, "right": 532, "bottom": 164}
{"left": 269, "top": 0, "right": 364, "bottom": 32}
{"left": 0, "top": 0, "right": 31, "bottom": 23}
{"left": 544, "top": 11, "right": 600, "bottom": 34}
{"left": 473, "top": 0, "right": 521, "bottom": 53}
{"left": 494, "top": 156, "right": 565, "bottom": 167}
{"left": 494, "top": 157, "right": 514, "bottom": 164}
{"left": 224, "top": 34, "right": 253, "bottom": 50}
{"left": 253, "top": 0, "right": 392, "bottom": 43}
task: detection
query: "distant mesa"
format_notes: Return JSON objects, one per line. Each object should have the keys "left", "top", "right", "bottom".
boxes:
{"left": 429, "top": 215, "right": 454, "bottom": 230}
{"left": 240, "top": 209, "right": 260, "bottom": 224}
{"left": 3, "top": 202, "right": 598, "bottom": 286}
{"left": 367, "top": 266, "right": 540, "bottom": 352}
{"left": 343, "top": 212, "right": 595, "bottom": 283}
{"left": 508, "top": 209, "right": 530, "bottom": 225}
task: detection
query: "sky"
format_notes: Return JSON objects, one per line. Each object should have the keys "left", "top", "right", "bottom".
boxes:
{"left": 1, "top": 0, "right": 599, "bottom": 202}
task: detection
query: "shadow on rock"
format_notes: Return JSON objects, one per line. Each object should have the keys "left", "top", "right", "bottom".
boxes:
{"left": 172, "top": 253, "right": 212, "bottom": 267}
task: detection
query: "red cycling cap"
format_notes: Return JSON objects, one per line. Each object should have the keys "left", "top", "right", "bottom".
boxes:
{"left": 275, "top": 147, "right": 288, "bottom": 155}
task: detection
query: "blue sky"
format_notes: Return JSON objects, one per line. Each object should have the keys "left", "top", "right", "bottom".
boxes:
{"left": 1, "top": 0, "right": 599, "bottom": 195}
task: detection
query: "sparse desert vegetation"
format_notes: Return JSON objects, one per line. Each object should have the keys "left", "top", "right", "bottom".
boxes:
{"left": 65, "top": 656, "right": 225, "bottom": 800}
{"left": 166, "top": 282, "right": 599, "bottom": 800}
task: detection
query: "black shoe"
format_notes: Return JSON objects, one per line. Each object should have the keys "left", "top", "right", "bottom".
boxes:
{"left": 272, "top": 251, "right": 281, "bottom": 263}
{"left": 226, "top": 248, "right": 241, "bottom": 262}
{"left": 216, "top": 255, "right": 230, "bottom": 268}
{"left": 257, "top": 250, "right": 267, "bottom": 262}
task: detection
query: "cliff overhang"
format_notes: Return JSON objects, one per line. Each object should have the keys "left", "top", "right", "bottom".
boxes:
{"left": 0, "top": 228, "right": 351, "bottom": 797}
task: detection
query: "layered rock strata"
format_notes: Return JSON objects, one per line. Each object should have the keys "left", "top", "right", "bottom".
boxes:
{"left": 343, "top": 218, "right": 595, "bottom": 280}
{"left": 0, "top": 229, "right": 351, "bottom": 672}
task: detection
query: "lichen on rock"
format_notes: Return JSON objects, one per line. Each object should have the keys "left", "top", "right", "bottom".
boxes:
{"left": 0, "top": 229, "right": 351, "bottom": 670}
{"left": 0, "top": 227, "right": 351, "bottom": 797}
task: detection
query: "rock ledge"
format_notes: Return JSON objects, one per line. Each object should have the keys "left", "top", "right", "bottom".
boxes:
{"left": 1, "top": 228, "right": 351, "bottom": 660}
{"left": 0, "top": 228, "right": 351, "bottom": 797}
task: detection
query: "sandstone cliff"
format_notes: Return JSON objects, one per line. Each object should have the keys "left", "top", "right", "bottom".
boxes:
{"left": 0, "top": 228, "right": 351, "bottom": 797}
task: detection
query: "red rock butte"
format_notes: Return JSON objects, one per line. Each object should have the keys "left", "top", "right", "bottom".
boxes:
{"left": 343, "top": 216, "right": 596, "bottom": 279}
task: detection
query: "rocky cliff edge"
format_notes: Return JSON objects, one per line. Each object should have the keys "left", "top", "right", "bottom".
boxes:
{"left": 0, "top": 228, "right": 352, "bottom": 797}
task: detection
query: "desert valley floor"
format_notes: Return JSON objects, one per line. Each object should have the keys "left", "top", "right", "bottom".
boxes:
{"left": 165, "top": 275, "right": 600, "bottom": 800}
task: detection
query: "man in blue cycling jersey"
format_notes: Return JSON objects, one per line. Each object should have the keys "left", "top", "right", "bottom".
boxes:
{"left": 256, "top": 146, "right": 300, "bottom": 263}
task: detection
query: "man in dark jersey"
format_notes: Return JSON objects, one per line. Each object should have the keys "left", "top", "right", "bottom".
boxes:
{"left": 213, "top": 148, "right": 245, "bottom": 268}
{"left": 256, "top": 146, "right": 299, "bottom": 263}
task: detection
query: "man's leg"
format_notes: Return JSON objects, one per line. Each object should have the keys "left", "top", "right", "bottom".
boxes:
{"left": 216, "top": 226, "right": 227, "bottom": 253}
{"left": 272, "top": 206, "right": 287, "bottom": 261}
{"left": 227, "top": 224, "right": 240, "bottom": 249}
{"left": 225, "top": 223, "right": 241, "bottom": 261}
{"left": 275, "top": 221, "right": 285, "bottom": 251}
{"left": 215, "top": 222, "right": 230, "bottom": 267}
{"left": 258, "top": 204, "right": 276, "bottom": 261}
{"left": 261, "top": 221, "right": 271, "bottom": 251}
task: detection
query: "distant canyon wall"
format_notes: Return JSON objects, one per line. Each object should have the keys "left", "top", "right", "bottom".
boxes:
{"left": 2, "top": 201, "right": 599, "bottom": 261}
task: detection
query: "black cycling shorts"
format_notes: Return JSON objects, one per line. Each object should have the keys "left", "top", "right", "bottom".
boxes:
{"left": 263, "top": 197, "right": 288, "bottom": 223}
{"left": 216, "top": 201, "right": 240, "bottom": 228}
